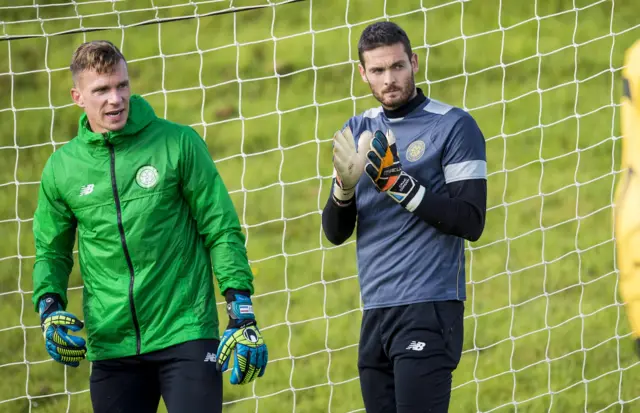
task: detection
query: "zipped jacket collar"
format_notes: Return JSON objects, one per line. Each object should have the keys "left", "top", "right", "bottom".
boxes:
{"left": 77, "top": 94, "right": 156, "bottom": 145}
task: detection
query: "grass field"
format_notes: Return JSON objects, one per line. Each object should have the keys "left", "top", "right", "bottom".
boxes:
{"left": 1, "top": 0, "right": 640, "bottom": 412}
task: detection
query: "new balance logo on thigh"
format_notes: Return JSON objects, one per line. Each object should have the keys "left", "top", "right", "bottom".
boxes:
{"left": 406, "top": 341, "right": 425, "bottom": 351}
{"left": 204, "top": 352, "right": 217, "bottom": 362}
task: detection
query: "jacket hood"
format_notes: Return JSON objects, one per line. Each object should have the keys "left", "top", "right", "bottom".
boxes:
{"left": 77, "top": 94, "right": 156, "bottom": 145}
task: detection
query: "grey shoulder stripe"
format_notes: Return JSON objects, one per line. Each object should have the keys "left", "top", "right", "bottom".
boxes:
{"left": 423, "top": 99, "right": 453, "bottom": 115}
{"left": 363, "top": 107, "right": 383, "bottom": 119}
{"left": 444, "top": 160, "right": 487, "bottom": 183}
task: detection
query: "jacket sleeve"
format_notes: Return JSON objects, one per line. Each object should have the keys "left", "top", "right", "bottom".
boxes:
{"left": 178, "top": 127, "right": 254, "bottom": 296}
{"left": 32, "top": 157, "right": 77, "bottom": 312}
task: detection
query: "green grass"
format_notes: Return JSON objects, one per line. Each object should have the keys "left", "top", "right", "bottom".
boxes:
{"left": 1, "top": 0, "right": 640, "bottom": 412}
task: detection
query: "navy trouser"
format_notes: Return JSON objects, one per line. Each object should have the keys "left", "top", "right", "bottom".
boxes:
{"left": 89, "top": 338, "right": 222, "bottom": 413}
{"left": 357, "top": 301, "right": 464, "bottom": 413}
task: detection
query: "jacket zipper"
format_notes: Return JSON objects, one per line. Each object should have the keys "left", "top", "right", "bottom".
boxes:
{"left": 104, "top": 134, "right": 142, "bottom": 354}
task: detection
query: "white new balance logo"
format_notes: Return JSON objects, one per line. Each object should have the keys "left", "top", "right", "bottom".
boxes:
{"left": 79, "top": 184, "right": 94, "bottom": 196}
{"left": 204, "top": 352, "right": 217, "bottom": 362}
{"left": 406, "top": 341, "right": 426, "bottom": 351}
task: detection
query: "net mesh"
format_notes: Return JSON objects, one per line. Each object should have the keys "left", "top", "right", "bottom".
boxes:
{"left": 1, "top": 0, "right": 640, "bottom": 412}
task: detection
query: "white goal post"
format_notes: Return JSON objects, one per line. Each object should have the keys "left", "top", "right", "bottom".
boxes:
{"left": 1, "top": 0, "right": 640, "bottom": 412}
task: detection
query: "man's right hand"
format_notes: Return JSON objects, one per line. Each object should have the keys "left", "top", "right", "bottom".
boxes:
{"left": 38, "top": 294, "right": 87, "bottom": 367}
{"left": 331, "top": 127, "right": 374, "bottom": 204}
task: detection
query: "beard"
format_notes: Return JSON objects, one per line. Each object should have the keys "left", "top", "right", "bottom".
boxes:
{"left": 370, "top": 75, "right": 416, "bottom": 110}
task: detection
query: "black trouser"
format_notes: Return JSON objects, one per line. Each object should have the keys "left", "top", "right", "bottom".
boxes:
{"left": 89, "top": 338, "right": 222, "bottom": 413}
{"left": 358, "top": 301, "right": 464, "bottom": 413}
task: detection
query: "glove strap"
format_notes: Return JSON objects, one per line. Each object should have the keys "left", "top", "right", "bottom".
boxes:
{"left": 386, "top": 171, "right": 425, "bottom": 212}
{"left": 38, "top": 294, "right": 63, "bottom": 318}
{"left": 331, "top": 179, "right": 355, "bottom": 206}
{"left": 225, "top": 289, "right": 256, "bottom": 329}
{"left": 38, "top": 293, "right": 64, "bottom": 332}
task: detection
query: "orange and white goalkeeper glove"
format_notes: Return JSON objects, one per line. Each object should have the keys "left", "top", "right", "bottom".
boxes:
{"left": 364, "top": 129, "right": 425, "bottom": 212}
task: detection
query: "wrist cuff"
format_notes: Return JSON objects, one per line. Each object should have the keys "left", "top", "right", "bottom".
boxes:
{"left": 387, "top": 172, "right": 425, "bottom": 212}
{"left": 224, "top": 288, "right": 251, "bottom": 303}
{"left": 38, "top": 293, "right": 63, "bottom": 319}
{"left": 225, "top": 291, "right": 255, "bottom": 324}
{"left": 404, "top": 185, "right": 425, "bottom": 212}
{"left": 332, "top": 181, "right": 355, "bottom": 205}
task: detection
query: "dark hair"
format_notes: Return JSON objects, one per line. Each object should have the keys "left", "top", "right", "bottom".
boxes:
{"left": 357, "top": 21, "right": 413, "bottom": 67}
{"left": 70, "top": 40, "right": 126, "bottom": 82}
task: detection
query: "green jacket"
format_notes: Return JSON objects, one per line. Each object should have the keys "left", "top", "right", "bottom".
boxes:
{"left": 32, "top": 95, "right": 254, "bottom": 361}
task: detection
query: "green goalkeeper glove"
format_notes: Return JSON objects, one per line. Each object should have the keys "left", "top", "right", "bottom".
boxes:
{"left": 331, "top": 127, "right": 373, "bottom": 205}
{"left": 38, "top": 294, "right": 87, "bottom": 367}
{"left": 364, "top": 129, "right": 425, "bottom": 212}
{"left": 216, "top": 290, "right": 268, "bottom": 385}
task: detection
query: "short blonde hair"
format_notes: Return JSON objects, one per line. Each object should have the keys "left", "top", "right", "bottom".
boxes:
{"left": 70, "top": 40, "right": 126, "bottom": 82}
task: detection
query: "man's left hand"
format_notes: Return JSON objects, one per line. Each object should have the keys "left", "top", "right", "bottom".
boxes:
{"left": 216, "top": 291, "right": 268, "bottom": 385}
{"left": 365, "top": 129, "right": 425, "bottom": 211}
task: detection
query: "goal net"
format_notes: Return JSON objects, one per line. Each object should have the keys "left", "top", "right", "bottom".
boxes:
{"left": 1, "top": 0, "right": 640, "bottom": 412}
